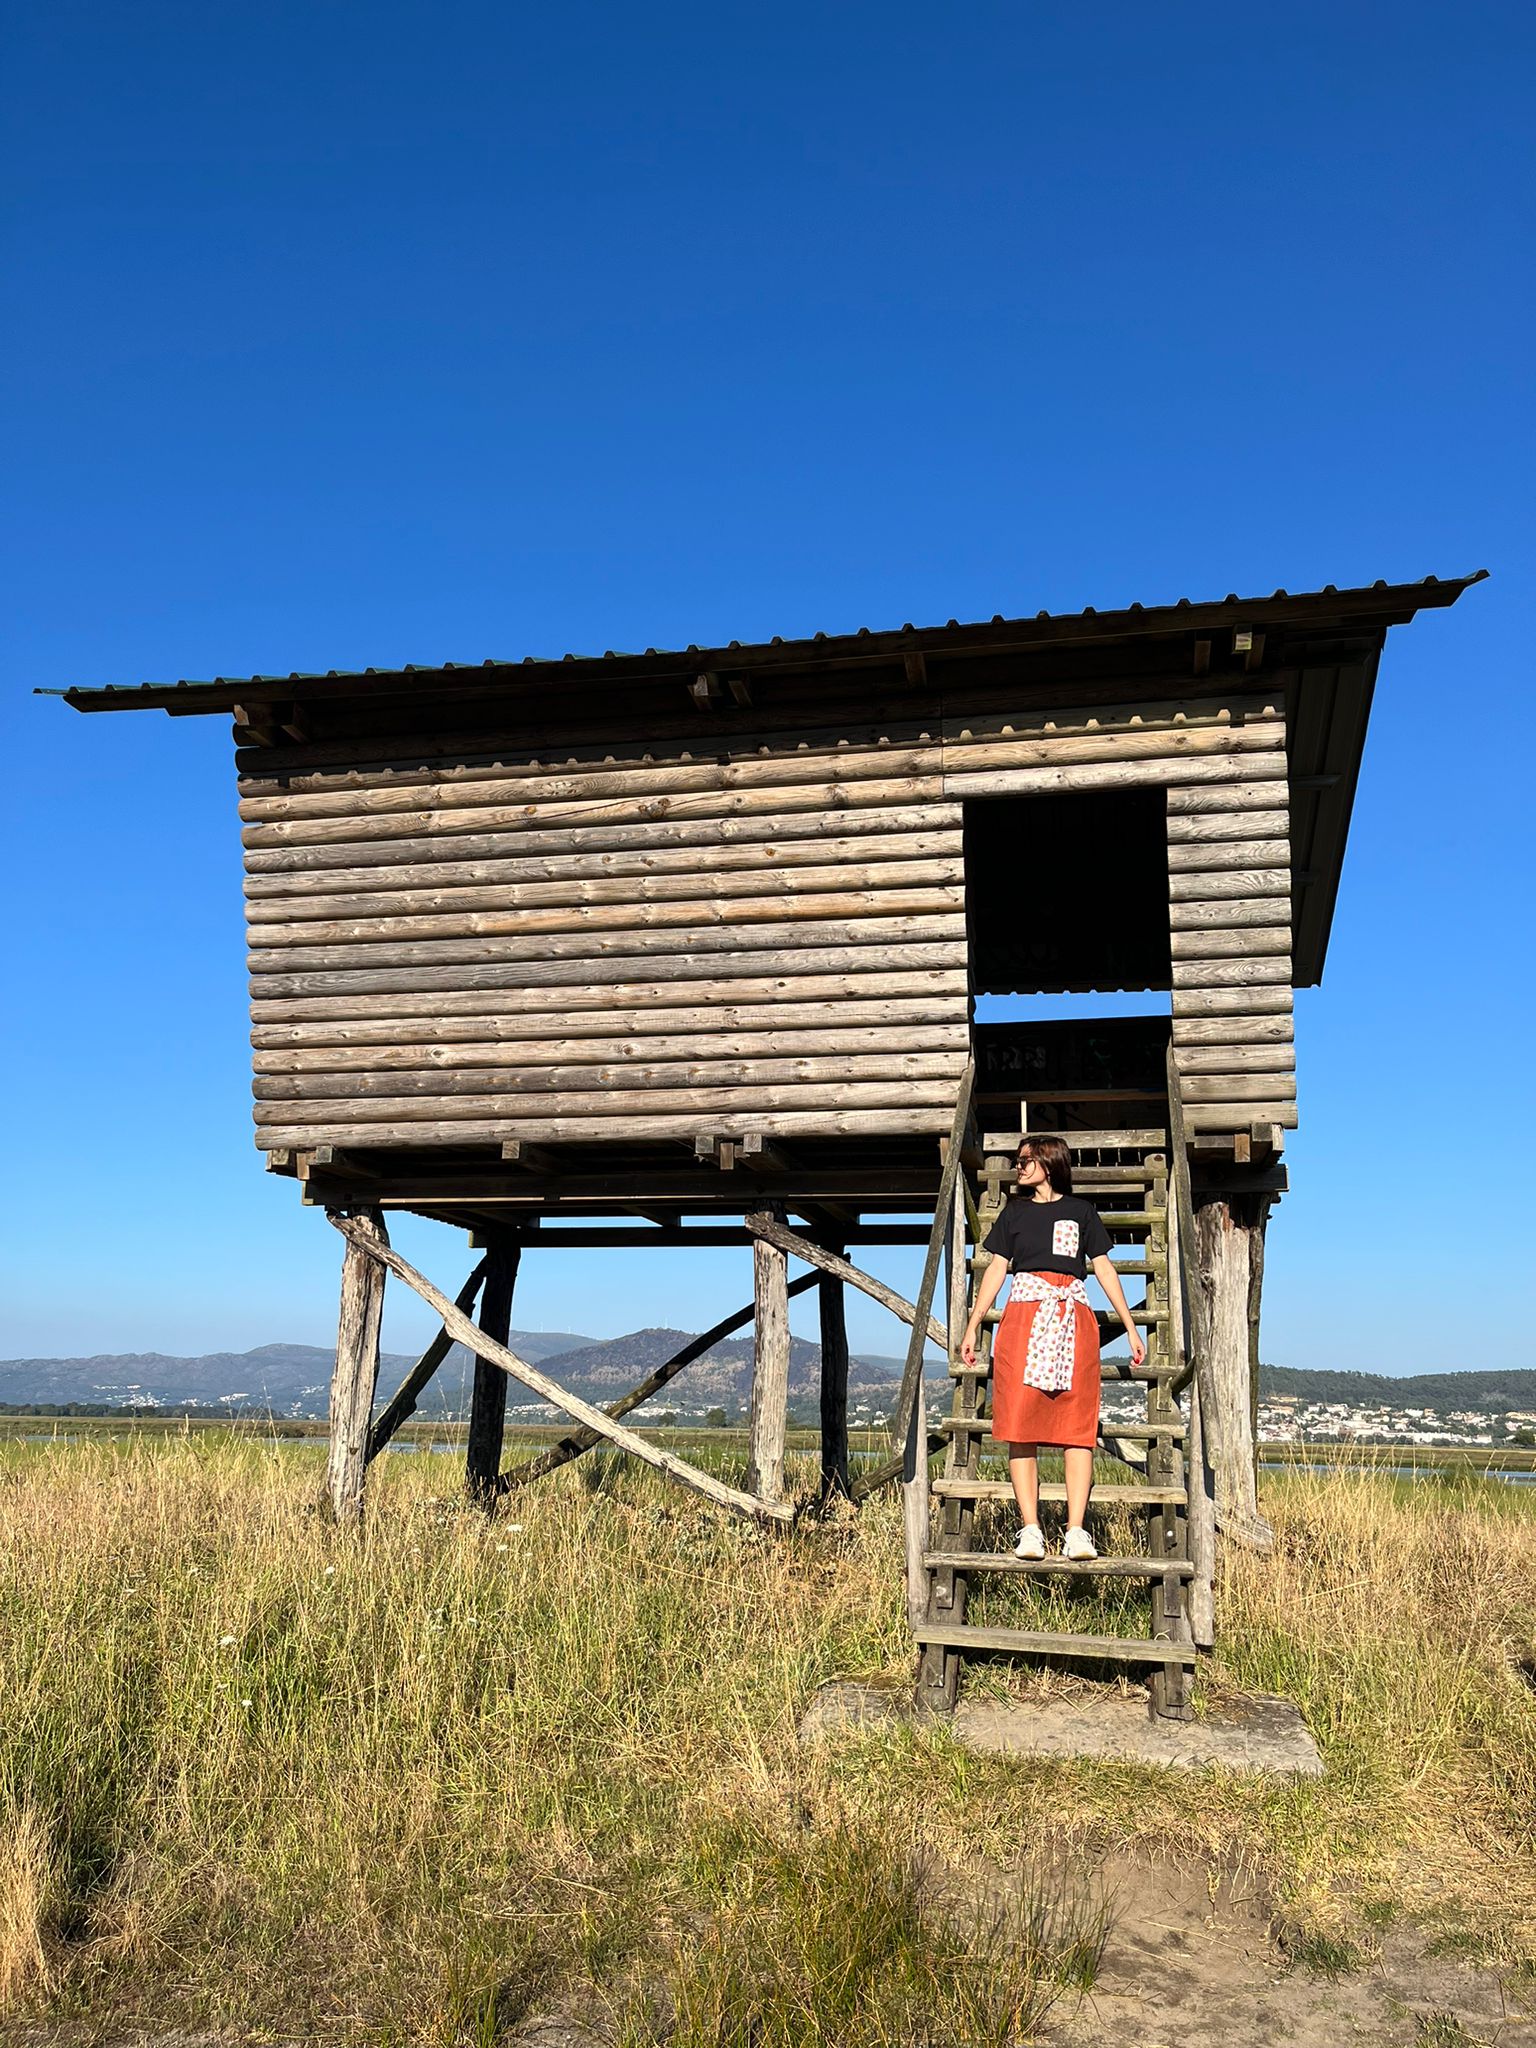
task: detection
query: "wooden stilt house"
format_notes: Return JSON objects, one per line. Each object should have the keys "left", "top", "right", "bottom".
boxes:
{"left": 53, "top": 570, "right": 1483, "bottom": 1717}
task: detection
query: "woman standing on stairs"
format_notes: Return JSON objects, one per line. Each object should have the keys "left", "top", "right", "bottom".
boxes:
{"left": 960, "top": 1135, "right": 1146, "bottom": 1562}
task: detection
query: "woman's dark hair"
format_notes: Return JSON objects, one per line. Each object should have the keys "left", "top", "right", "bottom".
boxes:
{"left": 1018, "top": 1134, "right": 1074, "bottom": 1196}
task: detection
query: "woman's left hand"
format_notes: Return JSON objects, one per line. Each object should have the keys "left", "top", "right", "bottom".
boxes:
{"left": 1125, "top": 1329, "right": 1147, "bottom": 1367}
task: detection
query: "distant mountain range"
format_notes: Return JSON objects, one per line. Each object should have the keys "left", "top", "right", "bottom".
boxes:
{"left": 4, "top": 1344, "right": 1526, "bottom": 1423}
{"left": 0, "top": 1329, "right": 921, "bottom": 1419}
{"left": 1259, "top": 1366, "right": 1536, "bottom": 1413}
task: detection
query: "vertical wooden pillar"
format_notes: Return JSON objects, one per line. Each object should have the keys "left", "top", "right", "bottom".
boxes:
{"left": 1194, "top": 1194, "right": 1272, "bottom": 1535}
{"left": 1170, "top": 1190, "right": 1216, "bottom": 1648}
{"left": 816, "top": 1239, "right": 851, "bottom": 1504}
{"left": 745, "top": 1203, "right": 790, "bottom": 1502}
{"left": 326, "top": 1206, "right": 389, "bottom": 1527}
{"left": 466, "top": 1233, "right": 521, "bottom": 1504}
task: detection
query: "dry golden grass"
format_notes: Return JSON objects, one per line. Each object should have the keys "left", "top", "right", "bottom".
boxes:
{"left": 0, "top": 1435, "right": 1532, "bottom": 2041}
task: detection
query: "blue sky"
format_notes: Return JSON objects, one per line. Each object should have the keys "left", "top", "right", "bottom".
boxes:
{"left": 2, "top": 1, "right": 1531, "bottom": 1372}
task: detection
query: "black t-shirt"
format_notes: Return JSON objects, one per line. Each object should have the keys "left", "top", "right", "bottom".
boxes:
{"left": 982, "top": 1193, "right": 1111, "bottom": 1281}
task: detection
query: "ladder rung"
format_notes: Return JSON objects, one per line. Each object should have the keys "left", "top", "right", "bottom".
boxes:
{"left": 924, "top": 1551, "right": 1194, "bottom": 1580}
{"left": 914, "top": 1622, "right": 1196, "bottom": 1666}
{"left": 931, "top": 1479, "right": 1186, "bottom": 1505}
{"left": 950, "top": 1360, "right": 1178, "bottom": 1382}
{"left": 979, "top": 1308, "right": 1167, "bottom": 1327}
{"left": 937, "top": 1416, "right": 1187, "bottom": 1440}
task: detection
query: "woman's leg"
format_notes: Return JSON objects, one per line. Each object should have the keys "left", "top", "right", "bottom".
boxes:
{"left": 1062, "top": 1445, "right": 1094, "bottom": 1528}
{"left": 1007, "top": 1443, "right": 1040, "bottom": 1524}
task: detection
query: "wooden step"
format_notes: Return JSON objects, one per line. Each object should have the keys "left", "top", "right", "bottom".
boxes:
{"left": 968, "top": 1254, "right": 1165, "bottom": 1276}
{"left": 924, "top": 1551, "right": 1194, "bottom": 1580}
{"left": 980, "top": 1129, "right": 1168, "bottom": 1153}
{"left": 937, "top": 1416, "right": 1187, "bottom": 1440}
{"left": 914, "top": 1622, "right": 1196, "bottom": 1666}
{"left": 931, "top": 1478, "right": 1185, "bottom": 1505}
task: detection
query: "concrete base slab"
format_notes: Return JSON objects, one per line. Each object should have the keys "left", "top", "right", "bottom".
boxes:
{"left": 800, "top": 1681, "right": 1322, "bottom": 1776}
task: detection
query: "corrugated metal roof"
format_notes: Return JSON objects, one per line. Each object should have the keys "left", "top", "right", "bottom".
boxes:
{"left": 43, "top": 569, "right": 1487, "bottom": 714}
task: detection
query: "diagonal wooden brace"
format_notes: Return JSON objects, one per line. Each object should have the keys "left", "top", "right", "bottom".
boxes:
{"left": 741, "top": 1214, "right": 947, "bottom": 1352}
{"left": 366, "top": 1255, "right": 489, "bottom": 1465}
{"left": 327, "top": 1214, "right": 793, "bottom": 1525}
{"left": 500, "top": 1271, "right": 818, "bottom": 1491}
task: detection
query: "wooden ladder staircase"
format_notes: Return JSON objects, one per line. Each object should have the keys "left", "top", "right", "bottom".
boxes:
{"left": 912, "top": 1123, "right": 1198, "bottom": 1721}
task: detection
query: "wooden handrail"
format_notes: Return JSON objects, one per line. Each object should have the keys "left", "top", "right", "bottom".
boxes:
{"left": 888, "top": 1060, "right": 976, "bottom": 1456}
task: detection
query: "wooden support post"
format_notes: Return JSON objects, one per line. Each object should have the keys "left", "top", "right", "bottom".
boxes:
{"left": 816, "top": 1239, "right": 851, "bottom": 1505}
{"left": 902, "top": 1368, "right": 931, "bottom": 1633}
{"left": 1169, "top": 1190, "right": 1216, "bottom": 1648}
{"left": 1195, "top": 1193, "right": 1274, "bottom": 1552}
{"left": 325, "top": 1206, "right": 388, "bottom": 1526}
{"left": 746, "top": 1202, "right": 791, "bottom": 1503}
{"left": 466, "top": 1233, "right": 521, "bottom": 1504}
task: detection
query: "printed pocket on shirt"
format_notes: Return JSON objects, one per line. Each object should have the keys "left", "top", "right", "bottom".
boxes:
{"left": 1052, "top": 1219, "right": 1080, "bottom": 1259}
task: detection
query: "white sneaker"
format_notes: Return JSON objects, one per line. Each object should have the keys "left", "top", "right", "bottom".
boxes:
{"left": 1062, "top": 1525, "right": 1099, "bottom": 1562}
{"left": 1013, "top": 1522, "right": 1046, "bottom": 1560}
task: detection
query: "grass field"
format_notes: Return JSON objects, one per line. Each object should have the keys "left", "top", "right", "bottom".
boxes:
{"left": 1, "top": 1436, "right": 1533, "bottom": 2043}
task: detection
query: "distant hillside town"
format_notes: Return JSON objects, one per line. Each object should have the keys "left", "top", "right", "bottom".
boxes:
{"left": 1, "top": 1340, "right": 1532, "bottom": 1445}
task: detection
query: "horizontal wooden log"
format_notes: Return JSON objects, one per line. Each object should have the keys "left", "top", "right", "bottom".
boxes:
{"left": 1170, "top": 1015, "right": 1295, "bottom": 1046}
{"left": 243, "top": 802, "right": 966, "bottom": 877}
{"left": 247, "top": 877, "right": 965, "bottom": 948}
{"left": 1168, "top": 926, "right": 1290, "bottom": 960}
{"left": 1169, "top": 898, "right": 1292, "bottom": 930}
{"left": 1165, "top": 811, "right": 1289, "bottom": 845}
{"left": 1180, "top": 1074, "right": 1296, "bottom": 1102}
{"left": 249, "top": 910, "right": 966, "bottom": 977}
{"left": 245, "top": 854, "right": 963, "bottom": 927}
{"left": 252, "top": 994, "right": 968, "bottom": 1051}
{"left": 1171, "top": 958, "right": 1292, "bottom": 988}
{"left": 239, "top": 719, "right": 1284, "bottom": 826}
{"left": 256, "top": 1023, "right": 973, "bottom": 1074}
{"left": 943, "top": 752, "right": 1286, "bottom": 801}
{"left": 239, "top": 745, "right": 947, "bottom": 824}
{"left": 241, "top": 775, "right": 949, "bottom": 852}
{"left": 327, "top": 1213, "right": 792, "bottom": 1525}
{"left": 1168, "top": 870, "right": 1289, "bottom": 903}
{"left": 250, "top": 940, "right": 967, "bottom": 1004}
{"left": 258, "top": 1106, "right": 957, "bottom": 1147}
{"left": 1164, "top": 780, "right": 1293, "bottom": 814}
{"left": 255, "top": 1077, "right": 964, "bottom": 1126}
{"left": 245, "top": 826, "right": 963, "bottom": 901}
{"left": 1172, "top": 1045, "right": 1296, "bottom": 1075}
{"left": 1167, "top": 841, "right": 1290, "bottom": 875}
{"left": 1185, "top": 1102, "right": 1299, "bottom": 1131}
{"left": 1171, "top": 986, "right": 1294, "bottom": 1016}
{"left": 939, "top": 692, "right": 1281, "bottom": 744}
{"left": 256, "top": 1051, "right": 966, "bottom": 1102}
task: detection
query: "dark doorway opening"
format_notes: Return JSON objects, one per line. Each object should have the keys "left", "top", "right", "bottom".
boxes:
{"left": 963, "top": 787, "right": 1172, "bottom": 997}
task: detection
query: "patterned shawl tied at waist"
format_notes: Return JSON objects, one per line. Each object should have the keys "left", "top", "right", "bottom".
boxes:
{"left": 1009, "top": 1271, "right": 1091, "bottom": 1392}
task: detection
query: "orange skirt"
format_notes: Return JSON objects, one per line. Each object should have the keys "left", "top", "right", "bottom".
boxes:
{"left": 990, "top": 1271, "right": 1101, "bottom": 1448}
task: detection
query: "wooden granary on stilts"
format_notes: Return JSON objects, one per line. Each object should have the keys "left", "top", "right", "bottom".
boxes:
{"left": 54, "top": 571, "right": 1482, "bottom": 1717}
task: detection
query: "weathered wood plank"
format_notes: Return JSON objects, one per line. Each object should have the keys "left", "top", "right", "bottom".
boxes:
{"left": 1180, "top": 1073, "right": 1296, "bottom": 1101}
{"left": 245, "top": 857, "right": 966, "bottom": 931}
{"left": 1170, "top": 1015, "right": 1295, "bottom": 1046}
{"left": 241, "top": 775, "right": 950, "bottom": 851}
{"left": 1168, "top": 928, "right": 1291, "bottom": 961}
{"left": 1165, "top": 813, "right": 1289, "bottom": 845}
{"left": 1168, "top": 869, "right": 1289, "bottom": 902}
{"left": 255, "top": 1051, "right": 966, "bottom": 1102}
{"left": 1173, "top": 1045, "right": 1296, "bottom": 1075}
{"left": 243, "top": 803, "right": 966, "bottom": 876}
{"left": 326, "top": 1213, "right": 794, "bottom": 1524}
{"left": 944, "top": 752, "right": 1286, "bottom": 800}
{"left": 251, "top": 967, "right": 969, "bottom": 1026}
{"left": 250, "top": 940, "right": 968, "bottom": 1004}
{"left": 1170, "top": 984, "right": 1294, "bottom": 1014}
{"left": 1184, "top": 1101, "right": 1299, "bottom": 1130}
{"left": 253, "top": 998, "right": 969, "bottom": 1052}
{"left": 1165, "top": 780, "right": 1292, "bottom": 813}
{"left": 257, "top": 1105, "right": 960, "bottom": 1147}
{"left": 1169, "top": 896, "right": 1294, "bottom": 928}
{"left": 1166, "top": 839, "right": 1291, "bottom": 872}
{"left": 257, "top": 1024, "right": 973, "bottom": 1074}
{"left": 255, "top": 1077, "right": 963, "bottom": 1127}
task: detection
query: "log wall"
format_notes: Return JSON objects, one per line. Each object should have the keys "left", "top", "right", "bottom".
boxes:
{"left": 238, "top": 690, "right": 1295, "bottom": 1149}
